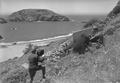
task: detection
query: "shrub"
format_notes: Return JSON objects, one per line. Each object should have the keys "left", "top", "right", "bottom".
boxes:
{"left": 73, "top": 33, "right": 90, "bottom": 54}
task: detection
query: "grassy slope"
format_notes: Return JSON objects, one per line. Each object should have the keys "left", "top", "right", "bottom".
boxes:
{"left": 49, "top": 14, "right": 120, "bottom": 83}
{"left": 1, "top": 1, "right": 120, "bottom": 83}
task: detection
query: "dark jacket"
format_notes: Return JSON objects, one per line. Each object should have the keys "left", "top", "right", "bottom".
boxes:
{"left": 28, "top": 53, "right": 45, "bottom": 69}
{"left": 28, "top": 53, "right": 39, "bottom": 69}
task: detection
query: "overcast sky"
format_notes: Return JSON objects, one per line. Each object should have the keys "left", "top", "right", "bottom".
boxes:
{"left": 0, "top": 0, "right": 118, "bottom": 15}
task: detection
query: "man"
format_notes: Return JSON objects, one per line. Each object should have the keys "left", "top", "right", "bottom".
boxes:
{"left": 28, "top": 48, "right": 46, "bottom": 83}
{"left": 37, "top": 49, "right": 46, "bottom": 79}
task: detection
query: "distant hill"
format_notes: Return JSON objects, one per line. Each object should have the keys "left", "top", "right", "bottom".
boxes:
{"left": 8, "top": 9, "right": 71, "bottom": 22}
{"left": 0, "top": 9, "right": 71, "bottom": 24}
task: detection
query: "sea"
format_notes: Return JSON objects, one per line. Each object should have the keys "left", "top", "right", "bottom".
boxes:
{"left": 0, "top": 15, "right": 106, "bottom": 62}
{"left": 0, "top": 15, "right": 105, "bottom": 43}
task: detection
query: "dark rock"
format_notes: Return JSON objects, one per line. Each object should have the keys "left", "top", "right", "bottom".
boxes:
{"left": 0, "top": 35, "right": 3, "bottom": 40}
{"left": 8, "top": 9, "right": 71, "bottom": 22}
{"left": 90, "top": 34, "right": 104, "bottom": 49}
{"left": 0, "top": 18, "right": 7, "bottom": 24}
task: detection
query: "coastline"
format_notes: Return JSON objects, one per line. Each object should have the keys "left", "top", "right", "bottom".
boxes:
{"left": 0, "top": 33, "right": 72, "bottom": 46}
{"left": 0, "top": 33, "right": 72, "bottom": 62}
{"left": 0, "top": 25, "right": 94, "bottom": 46}
{"left": 0, "top": 25, "right": 96, "bottom": 62}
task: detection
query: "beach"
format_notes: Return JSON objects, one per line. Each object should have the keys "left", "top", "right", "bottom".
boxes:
{"left": 0, "top": 33, "right": 72, "bottom": 62}
{"left": 0, "top": 15, "right": 105, "bottom": 62}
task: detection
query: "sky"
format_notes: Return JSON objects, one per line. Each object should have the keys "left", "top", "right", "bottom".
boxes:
{"left": 0, "top": 0, "right": 118, "bottom": 15}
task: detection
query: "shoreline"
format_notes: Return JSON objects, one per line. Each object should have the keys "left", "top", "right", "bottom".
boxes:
{"left": 0, "top": 27, "right": 94, "bottom": 62}
{"left": 0, "top": 33, "right": 72, "bottom": 62}
{"left": 0, "top": 26, "right": 95, "bottom": 47}
{"left": 0, "top": 33, "right": 73, "bottom": 47}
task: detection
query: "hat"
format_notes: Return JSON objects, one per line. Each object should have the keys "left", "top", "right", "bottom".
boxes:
{"left": 37, "top": 49, "right": 44, "bottom": 56}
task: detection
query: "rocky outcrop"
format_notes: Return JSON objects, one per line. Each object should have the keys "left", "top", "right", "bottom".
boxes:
{"left": 8, "top": 9, "right": 71, "bottom": 22}
{"left": 105, "top": 0, "right": 120, "bottom": 23}
{"left": 107, "top": 0, "right": 120, "bottom": 18}
{"left": 0, "top": 18, "right": 7, "bottom": 24}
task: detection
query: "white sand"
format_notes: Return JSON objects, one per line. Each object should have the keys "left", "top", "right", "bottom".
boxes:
{"left": 0, "top": 45, "right": 25, "bottom": 62}
{"left": 0, "top": 33, "right": 72, "bottom": 62}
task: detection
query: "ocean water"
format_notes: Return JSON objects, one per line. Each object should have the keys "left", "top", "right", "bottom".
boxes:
{"left": 0, "top": 15, "right": 105, "bottom": 43}
{"left": 0, "top": 15, "right": 105, "bottom": 62}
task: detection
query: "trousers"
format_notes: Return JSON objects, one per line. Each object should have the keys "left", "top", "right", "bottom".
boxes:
{"left": 28, "top": 65, "right": 46, "bottom": 81}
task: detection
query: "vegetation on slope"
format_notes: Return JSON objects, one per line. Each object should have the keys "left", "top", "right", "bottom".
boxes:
{"left": 1, "top": 0, "right": 120, "bottom": 83}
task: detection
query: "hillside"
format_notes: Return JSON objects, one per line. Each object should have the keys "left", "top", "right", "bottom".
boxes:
{"left": 0, "top": 9, "right": 71, "bottom": 23}
{"left": 1, "top": 0, "right": 120, "bottom": 83}
{"left": 8, "top": 9, "right": 71, "bottom": 22}
{"left": 107, "top": 1, "right": 120, "bottom": 19}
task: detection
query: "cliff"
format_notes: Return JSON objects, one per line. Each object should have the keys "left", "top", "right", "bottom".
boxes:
{"left": 8, "top": 9, "right": 71, "bottom": 22}
{"left": 107, "top": 0, "right": 120, "bottom": 18}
